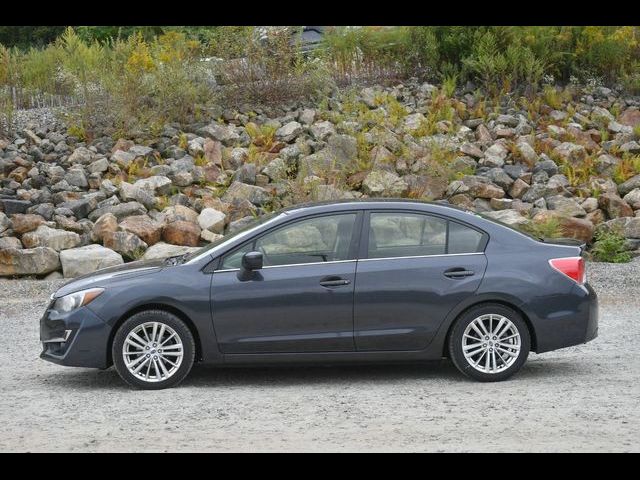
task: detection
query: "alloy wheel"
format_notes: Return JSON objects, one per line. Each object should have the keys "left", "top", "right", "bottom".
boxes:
{"left": 462, "top": 314, "right": 521, "bottom": 374}
{"left": 122, "top": 321, "right": 184, "bottom": 383}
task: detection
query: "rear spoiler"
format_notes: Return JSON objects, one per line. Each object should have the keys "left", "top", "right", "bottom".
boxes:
{"left": 541, "top": 237, "right": 587, "bottom": 255}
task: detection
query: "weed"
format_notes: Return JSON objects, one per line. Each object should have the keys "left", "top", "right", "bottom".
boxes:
{"left": 591, "top": 228, "right": 632, "bottom": 263}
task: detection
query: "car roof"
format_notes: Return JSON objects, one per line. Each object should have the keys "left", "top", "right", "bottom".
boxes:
{"left": 280, "top": 198, "right": 477, "bottom": 218}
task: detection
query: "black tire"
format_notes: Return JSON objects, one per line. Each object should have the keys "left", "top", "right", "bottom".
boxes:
{"left": 448, "top": 304, "right": 530, "bottom": 382}
{"left": 112, "top": 310, "right": 195, "bottom": 390}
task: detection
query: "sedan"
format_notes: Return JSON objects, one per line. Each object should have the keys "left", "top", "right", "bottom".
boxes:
{"left": 40, "top": 200, "right": 598, "bottom": 389}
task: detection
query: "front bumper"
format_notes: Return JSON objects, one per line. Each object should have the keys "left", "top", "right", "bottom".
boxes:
{"left": 532, "top": 282, "right": 599, "bottom": 354}
{"left": 40, "top": 301, "right": 111, "bottom": 369}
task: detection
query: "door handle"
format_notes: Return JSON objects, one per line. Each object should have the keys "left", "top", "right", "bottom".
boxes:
{"left": 443, "top": 268, "right": 475, "bottom": 278}
{"left": 319, "top": 277, "right": 351, "bottom": 287}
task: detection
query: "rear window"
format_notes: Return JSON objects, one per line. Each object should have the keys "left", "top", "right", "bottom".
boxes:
{"left": 367, "top": 212, "right": 484, "bottom": 259}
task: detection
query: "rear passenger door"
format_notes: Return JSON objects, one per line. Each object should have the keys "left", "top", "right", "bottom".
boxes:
{"left": 353, "top": 211, "right": 488, "bottom": 351}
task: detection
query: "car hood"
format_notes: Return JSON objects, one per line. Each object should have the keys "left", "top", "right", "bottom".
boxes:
{"left": 54, "top": 259, "right": 165, "bottom": 298}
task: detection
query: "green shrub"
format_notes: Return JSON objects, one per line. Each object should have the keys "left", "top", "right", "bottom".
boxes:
{"left": 591, "top": 229, "right": 632, "bottom": 263}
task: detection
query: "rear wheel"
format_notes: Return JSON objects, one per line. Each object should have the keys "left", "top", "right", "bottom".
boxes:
{"left": 449, "top": 304, "right": 530, "bottom": 382}
{"left": 112, "top": 310, "right": 195, "bottom": 390}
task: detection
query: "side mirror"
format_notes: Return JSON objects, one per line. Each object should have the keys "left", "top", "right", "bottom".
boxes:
{"left": 241, "top": 251, "right": 263, "bottom": 271}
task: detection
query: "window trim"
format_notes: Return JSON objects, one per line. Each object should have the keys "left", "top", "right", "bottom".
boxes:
{"left": 213, "top": 211, "right": 364, "bottom": 272}
{"left": 360, "top": 210, "right": 488, "bottom": 261}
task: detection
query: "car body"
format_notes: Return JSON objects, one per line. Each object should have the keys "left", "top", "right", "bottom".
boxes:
{"left": 40, "top": 200, "right": 598, "bottom": 389}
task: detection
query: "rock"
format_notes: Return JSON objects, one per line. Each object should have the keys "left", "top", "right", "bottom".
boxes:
{"left": 68, "top": 146, "right": 93, "bottom": 164}
{"left": 601, "top": 217, "right": 640, "bottom": 239}
{"left": 0, "top": 212, "right": 10, "bottom": 234}
{"left": 299, "top": 108, "right": 316, "bottom": 125}
{"left": 112, "top": 149, "right": 136, "bottom": 168}
{"left": 0, "top": 237, "right": 22, "bottom": 249}
{"left": 141, "top": 242, "right": 200, "bottom": 261}
{"left": 88, "top": 201, "right": 147, "bottom": 222}
{"left": 618, "top": 174, "right": 640, "bottom": 197}
{"left": 618, "top": 108, "right": 640, "bottom": 127}
{"left": 262, "top": 157, "right": 288, "bottom": 180}
{"left": 481, "top": 143, "right": 508, "bottom": 168}
{"left": 161, "top": 205, "right": 199, "bottom": 224}
{"left": 581, "top": 197, "right": 600, "bottom": 213}
{"left": 119, "top": 181, "right": 157, "bottom": 210}
{"left": 203, "top": 138, "right": 223, "bottom": 166}
{"left": 162, "top": 220, "right": 201, "bottom": 247}
{"left": 483, "top": 209, "right": 529, "bottom": 227}
{"left": 91, "top": 213, "right": 118, "bottom": 243}
{"left": 596, "top": 154, "right": 620, "bottom": 175}
{"left": 59, "top": 244, "right": 124, "bottom": 278}
{"left": 310, "top": 121, "right": 336, "bottom": 141}
{"left": 546, "top": 195, "right": 587, "bottom": 217}
{"left": 598, "top": 194, "right": 634, "bottom": 218}
{"left": 509, "top": 178, "right": 530, "bottom": 199}
{"left": 103, "top": 231, "right": 148, "bottom": 259}
{"left": 111, "top": 138, "right": 135, "bottom": 154}
{"left": 10, "top": 213, "right": 45, "bottom": 234}
{"left": 22, "top": 225, "right": 81, "bottom": 251}
{"left": 459, "top": 175, "right": 505, "bottom": 199}
{"left": 460, "top": 142, "right": 483, "bottom": 159}
{"left": 362, "top": 171, "right": 409, "bottom": 197}
{"left": 119, "top": 215, "right": 163, "bottom": 246}
{"left": 87, "top": 157, "right": 109, "bottom": 174}
{"left": 619, "top": 141, "right": 640, "bottom": 154}
{"left": 496, "top": 114, "right": 518, "bottom": 127}
{"left": 276, "top": 121, "right": 303, "bottom": 142}
{"left": 199, "top": 123, "right": 240, "bottom": 145}
{"left": 0, "top": 247, "right": 60, "bottom": 276}
{"left": 483, "top": 168, "right": 513, "bottom": 190}
{"left": 222, "top": 181, "right": 271, "bottom": 206}
{"left": 133, "top": 175, "right": 173, "bottom": 195}
{"left": 623, "top": 189, "right": 640, "bottom": 210}
{"left": 0, "top": 199, "right": 31, "bottom": 215}
{"left": 404, "top": 113, "right": 426, "bottom": 131}
{"left": 197, "top": 208, "right": 226, "bottom": 234}
{"left": 552, "top": 142, "right": 587, "bottom": 165}
{"left": 516, "top": 142, "right": 538, "bottom": 166}
{"left": 533, "top": 211, "right": 594, "bottom": 243}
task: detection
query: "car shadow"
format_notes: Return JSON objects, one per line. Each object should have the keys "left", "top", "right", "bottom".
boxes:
{"left": 36, "top": 357, "right": 588, "bottom": 391}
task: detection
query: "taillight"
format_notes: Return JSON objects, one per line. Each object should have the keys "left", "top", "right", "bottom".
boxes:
{"left": 549, "top": 257, "right": 586, "bottom": 284}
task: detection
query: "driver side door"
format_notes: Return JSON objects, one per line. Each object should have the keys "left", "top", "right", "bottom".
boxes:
{"left": 210, "top": 212, "right": 362, "bottom": 354}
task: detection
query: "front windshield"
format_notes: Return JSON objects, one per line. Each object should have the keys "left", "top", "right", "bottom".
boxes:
{"left": 182, "top": 211, "right": 282, "bottom": 263}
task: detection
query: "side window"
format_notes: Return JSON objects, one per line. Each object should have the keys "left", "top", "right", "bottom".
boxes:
{"left": 448, "top": 221, "right": 483, "bottom": 254}
{"left": 256, "top": 213, "right": 357, "bottom": 266}
{"left": 220, "top": 242, "right": 252, "bottom": 269}
{"left": 368, "top": 213, "right": 447, "bottom": 258}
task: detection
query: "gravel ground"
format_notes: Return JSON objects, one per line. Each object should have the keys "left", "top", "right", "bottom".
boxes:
{"left": 0, "top": 260, "right": 638, "bottom": 452}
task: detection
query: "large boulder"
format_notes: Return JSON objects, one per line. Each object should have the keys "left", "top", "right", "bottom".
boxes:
{"left": 10, "top": 214, "right": 45, "bottom": 235}
{"left": 0, "top": 212, "right": 9, "bottom": 234}
{"left": 482, "top": 209, "right": 529, "bottom": 227}
{"left": 622, "top": 189, "right": 640, "bottom": 210}
{"left": 103, "top": 231, "right": 148, "bottom": 260}
{"left": 552, "top": 142, "right": 587, "bottom": 165}
{"left": 618, "top": 174, "right": 640, "bottom": 197}
{"left": 298, "top": 134, "right": 358, "bottom": 176}
{"left": 598, "top": 193, "right": 634, "bottom": 219}
{"left": 221, "top": 181, "right": 271, "bottom": 206}
{"left": 119, "top": 181, "right": 157, "bottom": 210}
{"left": 119, "top": 215, "right": 163, "bottom": 246}
{"left": 88, "top": 201, "right": 147, "bottom": 222}
{"left": 600, "top": 217, "right": 640, "bottom": 239}
{"left": 162, "top": 220, "right": 201, "bottom": 247}
{"left": 59, "top": 245, "right": 124, "bottom": 278}
{"left": 133, "top": 175, "right": 173, "bottom": 196}
{"left": 276, "top": 121, "right": 303, "bottom": 142}
{"left": 197, "top": 208, "right": 226, "bottom": 234}
{"left": 362, "top": 170, "right": 409, "bottom": 197}
{"left": 141, "top": 242, "right": 200, "bottom": 261}
{"left": 91, "top": 213, "right": 118, "bottom": 243}
{"left": 0, "top": 247, "right": 60, "bottom": 276}
{"left": 546, "top": 195, "right": 587, "bottom": 218}
{"left": 160, "top": 205, "right": 199, "bottom": 224}
{"left": 22, "top": 225, "right": 81, "bottom": 251}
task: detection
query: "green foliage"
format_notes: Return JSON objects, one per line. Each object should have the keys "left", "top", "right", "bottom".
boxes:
{"left": 591, "top": 228, "right": 632, "bottom": 263}
{"left": 520, "top": 217, "right": 563, "bottom": 239}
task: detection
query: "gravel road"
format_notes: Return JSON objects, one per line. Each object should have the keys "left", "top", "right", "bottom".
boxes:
{"left": 0, "top": 260, "right": 638, "bottom": 452}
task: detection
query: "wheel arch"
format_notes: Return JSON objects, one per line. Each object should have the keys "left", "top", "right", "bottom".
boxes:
{"left": 107, "top": 303, "right": 203, "bottom": 366}
{"left": 442, "top": 299, "right": 538, "bottom": 357}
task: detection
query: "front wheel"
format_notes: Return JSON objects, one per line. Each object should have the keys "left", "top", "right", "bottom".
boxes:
{"left": 449, "top": 304, "right": 530, "bottom": 382}
{"left": 112, "top": 310, "right": 195, "bottom": 390}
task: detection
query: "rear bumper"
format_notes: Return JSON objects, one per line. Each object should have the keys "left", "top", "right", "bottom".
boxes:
{"left": 40, "top": 303, "right": 111, "bottom": 369}
{"left": 532, "top": 282, "right": 598, "bottom": 354}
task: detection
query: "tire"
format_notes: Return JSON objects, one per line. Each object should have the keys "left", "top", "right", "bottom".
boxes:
{"left": 448, "top": 304, "right": 530, "bottom": 382}
{"left": 112, "top": 310, "right": 195, "bottom": 390}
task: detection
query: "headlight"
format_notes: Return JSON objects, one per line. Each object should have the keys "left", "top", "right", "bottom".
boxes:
{"left": 53, "top": 288, "right": 105, "bottom": 313}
